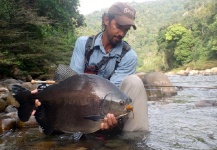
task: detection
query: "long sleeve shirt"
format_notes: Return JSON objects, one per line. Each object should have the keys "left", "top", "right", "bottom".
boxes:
{"left": 70, "top": 32, "right": 137, "bottom": 87}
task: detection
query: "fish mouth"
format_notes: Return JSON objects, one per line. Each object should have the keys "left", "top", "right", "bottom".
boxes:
{"left": 125, "top": 104, "right": 134, "bottom": 119}
{"left": 124, "top": 97, "right": 134, "bottom": 115}
{"left": 125, "top": 104, "right": 133, "bottom": 112}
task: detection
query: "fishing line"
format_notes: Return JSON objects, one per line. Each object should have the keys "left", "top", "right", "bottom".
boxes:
{"left": 143, "top": 84, "right": 217, "bottom": 90}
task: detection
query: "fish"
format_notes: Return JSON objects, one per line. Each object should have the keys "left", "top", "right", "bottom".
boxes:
{"left": 12, "top": 74, "right": 132, "bottom": 135}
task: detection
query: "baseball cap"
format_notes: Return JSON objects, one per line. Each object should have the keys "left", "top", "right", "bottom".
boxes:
{"left": 108, "top": 2, "right": 136, "bottom": 30}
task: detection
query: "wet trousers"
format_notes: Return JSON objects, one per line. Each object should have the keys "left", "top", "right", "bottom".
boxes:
{"left": 119, "top": 74, "right": 149, "bottom": 131}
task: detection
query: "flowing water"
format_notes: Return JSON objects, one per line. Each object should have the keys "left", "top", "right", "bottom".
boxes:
{"left": 147, "top": 75, "right": 217, "bottom": 150}
{"left": 0, "top": 75, "right": 217, "bottom": 150}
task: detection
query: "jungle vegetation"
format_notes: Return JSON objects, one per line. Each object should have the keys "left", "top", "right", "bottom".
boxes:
{"left": 0, "top": 0, "right": 217, "bottom": 79}
{"left": 0, "top": 0, "right": 84, "bottom": 79}
{"left": 80, "top": 0, "right": 217, "bottom": 72}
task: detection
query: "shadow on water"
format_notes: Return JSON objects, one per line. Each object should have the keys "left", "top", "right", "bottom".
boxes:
{"left": 0, "top": 128, "right": 151, "bottom": 149}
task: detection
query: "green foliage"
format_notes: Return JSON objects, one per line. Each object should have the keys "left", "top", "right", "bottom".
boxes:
{"left": 0, "top": 0, "right": 84, "bottom": 79}
{"left": 174, "top": 31, "right": 194, "bottom": 65}
{"left": 179, "top": 0, "right": 217, "bottom": 61}
{"left": 157, "top": 24, "right": 194, "bottom": 68}
{"left": 36, "top": 0, "right": 84, "bottom": 28}
{"left": 156, "top": 0, "right": 217, "bottom": 70}
{"left": 1, "top": 0, "right": 217, "bottom": 79}
{"left": 77, "top": 0, "right": 217, "bottom": 72}
{"left": 165, "top": 24, "right": 188, "bottom": 41}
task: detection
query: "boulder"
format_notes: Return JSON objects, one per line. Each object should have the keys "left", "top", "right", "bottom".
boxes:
{"left": 176, "top": 70, "right": 188, "bottom": 76}
{"left": 211, "top": 67, "right": 217, "bottom": 74}
{"left": 0, "top": 99, "right": 7, "bottom": 112}
{"left": 136, "top": 72, "right": 146, "bottom": 81}
{"left": 22, "top": 82, "right": 39, "bottom": 91}
{"left": 185, "top": 67, "right": 192, "bottom": 73}
{"left": 141, "top": 72, "right": 177, "bottom": 100}
{"left": 3, "top": 78, "right": 22, "bottom": 85}
{"left": 0, "top": 87, "right": 9, "bottom": 100}
{"left": 203, "top": 69, "right": 212, "bottom": 76}
{"left": 5, "top": 105, "right": 17, "bottom": 113}
{"left": 195, "top": 100, "right": 217, "bottom": 107}
{"left": 0, "top": 117, "right": 17, "bottom": 133}
{"left": 165, "top": 71, "right": 176, "bottom": 76}
{"left": 6, "top": 93, "right": 19, "bottom": 107}
{"left": 189, "top": 70, "right": 199, "bottom": 76}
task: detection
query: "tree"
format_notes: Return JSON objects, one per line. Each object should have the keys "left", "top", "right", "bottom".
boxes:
{"left": 0, "top": 0, "right": 84, "bottom": 79}
{"left": 174, "top": 31, "right": 194, "bottom": 65}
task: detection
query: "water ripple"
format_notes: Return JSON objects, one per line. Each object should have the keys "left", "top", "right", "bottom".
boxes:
{"left": 146, "top": 75, "right": 217, "bottom": 150}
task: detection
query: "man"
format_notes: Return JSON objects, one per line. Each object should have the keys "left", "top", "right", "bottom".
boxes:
{"left": 34, "top": 2, "right": 148, "bottom": 133}
{"left": 69, "top": 2, "right": 149, "bottom": 132}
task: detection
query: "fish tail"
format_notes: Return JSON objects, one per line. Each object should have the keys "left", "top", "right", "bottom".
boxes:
{"left": 12, "top": 85, "right": 35, "bottom": 122}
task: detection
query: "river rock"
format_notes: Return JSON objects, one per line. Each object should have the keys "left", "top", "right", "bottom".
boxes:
{"left": 3, "top": 78, "right": 22, "bottom": 85}
{"left": 5, "top": 105, "right": 17, "bottom": 113}
{"left": 0, "top": 87, "right": 9, "bottom": 100}
{"left": 211, "top": 67, "right": 217, "bottom": 73}
{"left": 0, "top": 99, "right": 7, "bottom": 112}
{"left": 195, "top": 100, "right": 217, "bottom": 107}
{"left": 136, "top": 72, "right": 146, "bottom": 80}
{"left": 176, "top": 70, "right": 189, "bottom": 76}
{"left": 204, "top": 69, "right": 212, "bottom": 76}
{"left": 165, "top": 71, "right": 176, "bottom": 76}
{"left": 22, "top": 82, "right": 39, "bottom": 91}
{"left": 0, "top": 117, "right": 17, "bottom": 133}
{"left": 141, "top": 72, "right": 177, "bottom": 100}
{"left": 6, "top": 93, "right": 19, "bottom": 107}
{"left": 0, "top": 112, "right": 17, "bottom": 133}
{"left": 185, "top": 67, "right": 192, "bottom": 73}
{"left": 189, "top": 70, "right": 199, "bottom": 75}
{"left": 17, "top": 116, "right": 38, "bottom": 128}
{"left": 4, "top": 112, "right": 18, "bottom": 119}
{"left": 0, "top": 112, "right": 38, "bottom": 132}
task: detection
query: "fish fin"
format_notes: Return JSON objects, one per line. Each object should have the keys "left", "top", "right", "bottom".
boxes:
{"left": 12, "top": 85, "right": 35, "bottom": 122}
{"left": 71, "top": 132, "right": 83, "bottom": 141}
{"left": 35, "top": 106, "right": 54, "bottom": 135}
{"left": 54, "top": 64, "right": 78, "bottom": 82}
{"left": 83, "top": 115, "right": 104, "bottom": 122}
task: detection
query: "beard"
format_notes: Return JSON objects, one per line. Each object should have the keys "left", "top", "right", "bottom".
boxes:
{"left": 108, "top": 34, "right": 123, "bottom": 47}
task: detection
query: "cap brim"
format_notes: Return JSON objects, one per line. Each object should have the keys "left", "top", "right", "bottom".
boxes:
{"left": 114, "top": 15, "right": 137, "bottom": 30}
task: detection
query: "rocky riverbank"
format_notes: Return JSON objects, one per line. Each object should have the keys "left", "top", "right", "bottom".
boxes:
{"left": 0, "top": 79, "right": 39, "bottom": 133}
{"left": 166, "top": 67, "right": 217, "bottom": 76}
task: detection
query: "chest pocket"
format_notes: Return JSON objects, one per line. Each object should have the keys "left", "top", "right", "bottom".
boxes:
{"left": 84, "top": 32, "right": 131, "bottom": 79}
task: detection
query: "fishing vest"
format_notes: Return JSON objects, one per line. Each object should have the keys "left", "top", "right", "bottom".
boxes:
{"left": 84, "top": 32, "right": 131, "bottom": 79}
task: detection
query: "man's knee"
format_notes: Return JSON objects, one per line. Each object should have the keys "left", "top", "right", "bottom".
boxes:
{"left": 120, "top": 74, "right": 144, "bottom": 90}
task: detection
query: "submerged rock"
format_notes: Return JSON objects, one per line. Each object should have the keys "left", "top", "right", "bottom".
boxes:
{"left": 195, "top": 100, "right": 217, "bottom": 107}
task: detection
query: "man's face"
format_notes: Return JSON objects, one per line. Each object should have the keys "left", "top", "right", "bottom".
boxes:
{"left": 104, "top": 17, "right": 131, "bottom": 47}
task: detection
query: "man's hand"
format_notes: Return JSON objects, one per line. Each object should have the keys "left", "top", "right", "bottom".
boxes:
{"left": 31, "top": 89, "right": 41, "bottom": 116}
{"left": 100, "top": 113, "right": 118, "bottom": 130}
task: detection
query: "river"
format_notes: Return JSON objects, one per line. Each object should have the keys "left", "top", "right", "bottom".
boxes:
{"left": 0, "top": 75, "right": 216, "bottom": 150}
{"left": 147, "top": 75, "right": 217, "bottom": 150}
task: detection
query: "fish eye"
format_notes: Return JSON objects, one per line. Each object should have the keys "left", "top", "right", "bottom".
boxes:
{"left": 119, "top": 100, "right": 125, "bottom": 106}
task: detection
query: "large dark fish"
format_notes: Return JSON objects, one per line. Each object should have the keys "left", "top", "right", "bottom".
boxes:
{"left": 12, "top": 74, "right": 132, "bottom": 135}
